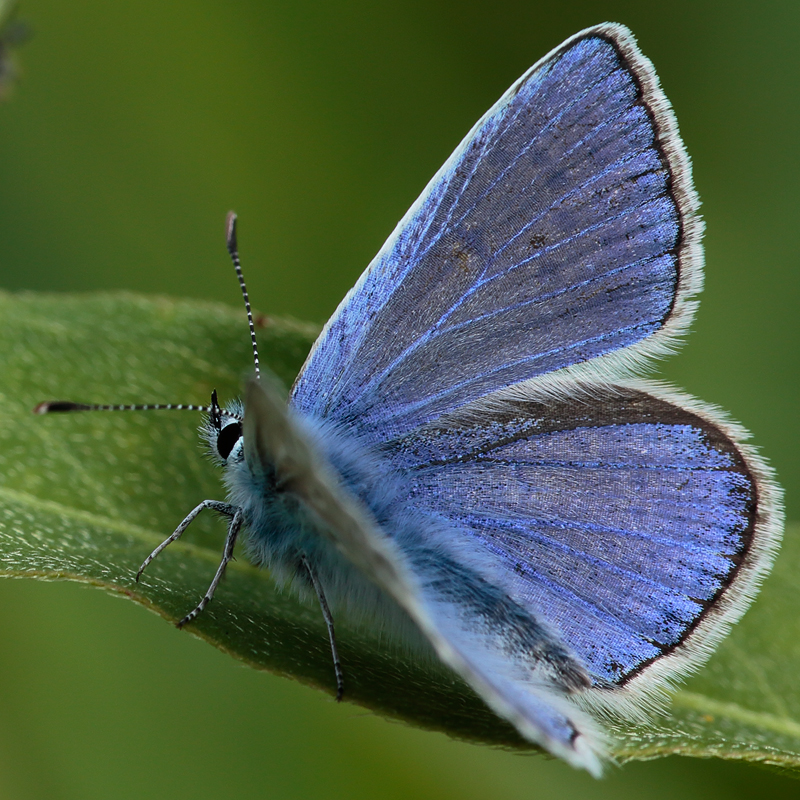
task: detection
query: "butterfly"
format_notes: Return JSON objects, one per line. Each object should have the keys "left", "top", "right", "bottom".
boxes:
{"left": 36, "top": 22, "right": 782, "bottom": 775}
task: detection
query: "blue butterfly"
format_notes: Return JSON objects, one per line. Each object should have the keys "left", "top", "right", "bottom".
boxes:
{"left": 37, "top": 23, "right": 782, "bottom": 775}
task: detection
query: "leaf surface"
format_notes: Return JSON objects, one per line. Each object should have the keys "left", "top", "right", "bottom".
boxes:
{"left": 1, "top": 291, "right": 796, "bottom": 769}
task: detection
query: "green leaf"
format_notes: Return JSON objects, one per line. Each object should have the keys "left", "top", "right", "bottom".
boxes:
{"left": 1, "top": 290, "right": 796, "bottom": 770}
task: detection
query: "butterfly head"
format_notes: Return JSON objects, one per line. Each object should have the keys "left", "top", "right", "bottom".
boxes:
{"left": 203, "top": 389, "right": 245, "bottom": 465}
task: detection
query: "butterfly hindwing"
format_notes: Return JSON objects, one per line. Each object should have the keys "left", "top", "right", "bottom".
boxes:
{"left": 292, "top": 23, "right": 702, "bottom": 441}
{"left": 382, "top": 381, "right": 781, "bottom": 712}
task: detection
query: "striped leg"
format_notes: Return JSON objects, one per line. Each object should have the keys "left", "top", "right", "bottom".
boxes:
{"left": 301, "top": 555, "right": 344, "bottom": 702}
{"left": 136, "top": 500, "right": 238, "bottom": 581}
{"left": 177, "top": 508, "right": 244, "bottom": 628}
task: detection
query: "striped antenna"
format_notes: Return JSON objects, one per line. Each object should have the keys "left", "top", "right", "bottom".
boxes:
{"left": 33, "top": 393, "right": 243, "bottom": 421}
{"left": 34, "top": 400, "right": 215, "bottom": 415}
{"left": 226, "top": 211, "right": 260, "bottom": 380}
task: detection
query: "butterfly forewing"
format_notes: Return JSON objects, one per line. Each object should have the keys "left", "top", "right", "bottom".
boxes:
{"left": 292, "top": 24, "right": 701, "bottom": 441}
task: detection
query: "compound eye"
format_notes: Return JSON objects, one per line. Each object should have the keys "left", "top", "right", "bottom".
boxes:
{"left": 216, "top": 422, "right": 243, "bottom": 460}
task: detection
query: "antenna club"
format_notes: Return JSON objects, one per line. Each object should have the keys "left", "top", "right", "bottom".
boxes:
{"left": 226, "top": 212, "right": 238, "bottom": 254}
{"left": 33, "top": 401, "right": 87, "bottom": 414}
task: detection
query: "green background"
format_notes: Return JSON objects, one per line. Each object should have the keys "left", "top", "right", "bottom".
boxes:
{"left": 0, "top": 1, "right": 797, "bottom": 798}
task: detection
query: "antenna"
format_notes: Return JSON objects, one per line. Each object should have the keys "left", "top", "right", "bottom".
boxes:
{"left": 226, "top": 212, "right": 261, "bottom": 380}
{"left": 34, "top": 400, "right": 215, "bottom": 415}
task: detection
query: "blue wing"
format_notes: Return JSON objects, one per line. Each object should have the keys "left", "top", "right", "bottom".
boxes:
{"left": 382, "top": 383, "right": 778, "bottom": 695}
{"left": 292, "top": 24, "right": 702, "bottom": 441}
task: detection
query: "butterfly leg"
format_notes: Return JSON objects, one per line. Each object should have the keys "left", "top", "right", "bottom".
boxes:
{"left": 176, "top": 508, "right": 244, "bottom": 628}
{"left": 301, "top": 554, "right": 344, "bottom": 702}
{"left": 136, "top": 499, "right": 238, "bottom": 581}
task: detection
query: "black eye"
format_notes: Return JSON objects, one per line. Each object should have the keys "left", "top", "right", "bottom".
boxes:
{"left": 216, "top": 422, "right": 242, "bottom": 460}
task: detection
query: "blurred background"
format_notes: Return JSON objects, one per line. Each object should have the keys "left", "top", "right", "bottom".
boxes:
{"left": 0, "top": 0, "right": 797, "bottom": 798}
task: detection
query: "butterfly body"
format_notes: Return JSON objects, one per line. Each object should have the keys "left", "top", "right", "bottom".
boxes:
{"left": 218, "top": 407, "right": 417, "bottom": 637}
{"left": 210, "top": 384, "right": 609, "bottom": 768}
